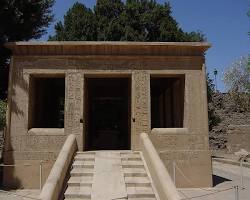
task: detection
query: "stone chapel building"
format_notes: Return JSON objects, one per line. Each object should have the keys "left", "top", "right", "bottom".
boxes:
{"left": 3, "top": 42, "right": 212, "bottom": 189}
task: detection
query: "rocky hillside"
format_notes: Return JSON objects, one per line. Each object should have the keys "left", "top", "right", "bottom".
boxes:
{"left": 209, "top": 93, "right": 250, "bottom": 156}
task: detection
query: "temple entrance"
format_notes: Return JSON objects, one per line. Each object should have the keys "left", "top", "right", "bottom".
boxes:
{"left": 85, "top": 78, "right": 131, "bottom": 150}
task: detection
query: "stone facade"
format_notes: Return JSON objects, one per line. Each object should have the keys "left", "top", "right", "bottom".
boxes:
{"left": 3, "top": 42, "right": 212, "bottom": 188}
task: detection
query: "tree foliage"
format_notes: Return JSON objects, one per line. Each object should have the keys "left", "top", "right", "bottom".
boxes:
{"left": 223, "top": 56, "right": 250, "bottom": 111}
{"left": 49, "top": 0, "right": 219, "bottom": 128}
{"left": 49, "top": 0, "right": 217, "bottom": 128}
{"left": 49, "top": 3, "right": 96, "bottom": 41}
{"left": 49, "top": 0, "right": 205, "bottom": 42}
{"left": 0, "top": 0, "right": 55, "bottom": 99}
{"left": 207, "top": 74, "right": 221, "bottom": 130}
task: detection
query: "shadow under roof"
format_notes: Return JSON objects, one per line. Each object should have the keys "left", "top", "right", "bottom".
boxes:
{"left": 5, "top": 41, "right": 211, "bottom": 56}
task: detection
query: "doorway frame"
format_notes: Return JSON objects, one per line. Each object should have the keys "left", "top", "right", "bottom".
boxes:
{"left": 83, "top": 73, "right": 132, "bottom": 151}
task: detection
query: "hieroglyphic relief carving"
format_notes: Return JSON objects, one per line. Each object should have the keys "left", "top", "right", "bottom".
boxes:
{"left": 16, "top": 56, "right": 201, "bottom": 71}
{"left": 133, "top": 71, "right": 150, "bottom": 135}
{"left": 10, "top": 135, "right": 66, "bottom": 151}
{"left": 150, "top": 134, "right": 207, "bottom": 151}
{"left": 159, "top": 151, "right": 202, "bottom": 162}
{"left": 65, "top": 73, "right": 83, "bottom": 135}
{"left": 9, "top": 151, "right": 59, "bottom": 161}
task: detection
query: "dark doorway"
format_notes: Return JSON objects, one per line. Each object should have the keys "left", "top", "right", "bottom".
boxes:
{"left": 151, "top": 76, "right": 185, "bottom": 129}
{"left": 85, "top": 78, "right": 131, "bottom": 150}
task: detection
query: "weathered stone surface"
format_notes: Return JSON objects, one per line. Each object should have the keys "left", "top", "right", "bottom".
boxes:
{"left": 160, "top": 150, "right": 212, "bottom": 188}
{"left": 3, "top": 42, "right": 211, "bottom": 189}
{"left": 132, "top": 71, "right": 150, "bottom": 150}
{"left": 3, "top": 159, "right": 55, "bottom": 189}
{"left": 4, "top": 151, "right": 59, "bottom": 161}
{"left": 149, "top": 128, "right": 212, "bottom": 187}
{"left": 9, "top": 135, "right": 66, "bottom": 151}
{"left": 150, "top": 133, "right": 208, "bottom": 150}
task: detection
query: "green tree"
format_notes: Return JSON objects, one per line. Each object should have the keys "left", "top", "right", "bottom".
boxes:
{"left": 207, "top": 74, "right": 220, "bottom": 130}
{"left": 49, "top": 2, "right": 96, "bottom": 41}
{"left": 50, "top": 0, "right": 205, "bottom": 42}
{"left": 50, "top": 0, "right": 218, "bottom": 128}
{"left": 94, "top": 0, "right": 125, "bottom": 41}
{"left": 0, "top": 0, "right": 55, "bottom": 99}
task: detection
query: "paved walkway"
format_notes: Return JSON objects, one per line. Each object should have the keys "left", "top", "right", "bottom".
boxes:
{"left": 91, "top": 151, "right": 127, "bottom": 200}
{"left": 178, "top": 161, "right": 250, "bottom": 200}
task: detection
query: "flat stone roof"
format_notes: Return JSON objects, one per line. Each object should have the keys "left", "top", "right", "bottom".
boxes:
{"left": 5, "top": 41, "right": 211, "bottom": 56}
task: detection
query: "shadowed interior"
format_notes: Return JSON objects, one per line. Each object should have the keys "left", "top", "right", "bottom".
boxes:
{"left": 85, "top": 78, "right": 131, "bottom": 150}
{"left": 151, "top": 76, "right": 185, "bottom": 128}
{"left": 29, "top": 77, "right": 65, "bottom": 129}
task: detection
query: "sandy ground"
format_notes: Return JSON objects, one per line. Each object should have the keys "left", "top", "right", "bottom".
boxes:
{"left": 0, "top": 160, "right": 250, "bottom": 199}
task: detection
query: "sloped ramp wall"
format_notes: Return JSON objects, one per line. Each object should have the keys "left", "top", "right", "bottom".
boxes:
{"left": 140, "top": 132, "right": 180, "bottom": 200}
{"left": 149, "top": 128, "right": 212, "bottom": 188}
{"left": 40, "top": 134, "right": 78, "bottom": 200}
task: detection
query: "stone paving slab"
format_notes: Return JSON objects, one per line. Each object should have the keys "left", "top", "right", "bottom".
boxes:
{"left": 91, "top": 151, "right": 127, "bottom": 200}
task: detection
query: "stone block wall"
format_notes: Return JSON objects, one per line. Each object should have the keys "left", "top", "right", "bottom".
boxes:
{"left": 3, "top": 51, "right": 211, "bottom": 188}
{"left": 149, "top": 129, "right": 212, "bottom": 187}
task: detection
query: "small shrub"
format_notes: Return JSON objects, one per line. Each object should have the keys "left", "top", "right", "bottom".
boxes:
{"left": 0, "top": 100, "right": 7, "bottom": 130}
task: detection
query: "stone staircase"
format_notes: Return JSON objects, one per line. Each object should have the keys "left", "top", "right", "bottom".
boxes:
{"left": 65, "top": 152, "right": 95, "bottom": 199}
{"left": 64, "top": 151, "right": 158, "bottom": 200}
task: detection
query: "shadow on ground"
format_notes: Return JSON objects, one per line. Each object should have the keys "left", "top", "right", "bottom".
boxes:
{"left": 213, "top": 174, "right": 231, "bottom": 186}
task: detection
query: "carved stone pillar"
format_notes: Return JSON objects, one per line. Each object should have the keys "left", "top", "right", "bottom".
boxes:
{"left": 131, "top": 71, "right": 150, "bottom": 150}
{"left": 65, "top": 72, "right": 83, "bottom": 150}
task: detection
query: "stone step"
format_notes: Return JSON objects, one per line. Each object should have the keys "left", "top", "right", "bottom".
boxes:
{"left": 123, "top": 168, "right": 147, "bottom": 177}
{"left": 125, "top": 177, "right": 151, "bottom": 187}
{"left": 77, "top": 151, "right": 96, "bottom": 155}
{"left": 74, "top": 154, "right": 95, "bottom": 161}
{"left": 121, "top": 157, "right": 142, "bottom": 161}
{"left": 121, "top": 153, "right": 141, "bottom": 158}
{"left": 64, "top": 198, "right": 91, "bottom": 200}
{"left": 124, "top": 172, "right": 148, "bottom": 177}
{"left": 74, "top": 157, "right": 95, "bottom": 161}
{"left": 127, "top": 187, "right": 155, "bottom": 198}
{"left": 122, "top": 161, "right": 144, "bottom": 168}
{"left": 73, "top": 160, "right": 95, "bottom": 164}
{"left": 73, "top": 161, "right": 95, "bottom": 168}
{"left": 123, "top": 167, "right": 146, "bottom": 171}
{"left": 128, "top": 198, "right": 156, "bottom": 200}
{"left": 65, "top": 151, "right": 158, "bottom": 200}
{"left": 120, "top": 153, "right": 141, "bottom": 158}
{"left": 120, "top": 151, "right": 140, "bottom": 155}
{"left": 64, "top": 186, "right": 91, "bottom": 199}
{"left": 70, "top": 168, "right": 94, "bottom": 177}
{"left": 68, "top": 176, "right": 93, "bottom": 187}
{"left": 72, "top": 164, "right": 94, "bottom": 169}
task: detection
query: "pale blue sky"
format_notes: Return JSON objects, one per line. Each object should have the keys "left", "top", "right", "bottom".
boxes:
{"left": 40, "top": 0, "right": 250, "bottom": 91}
